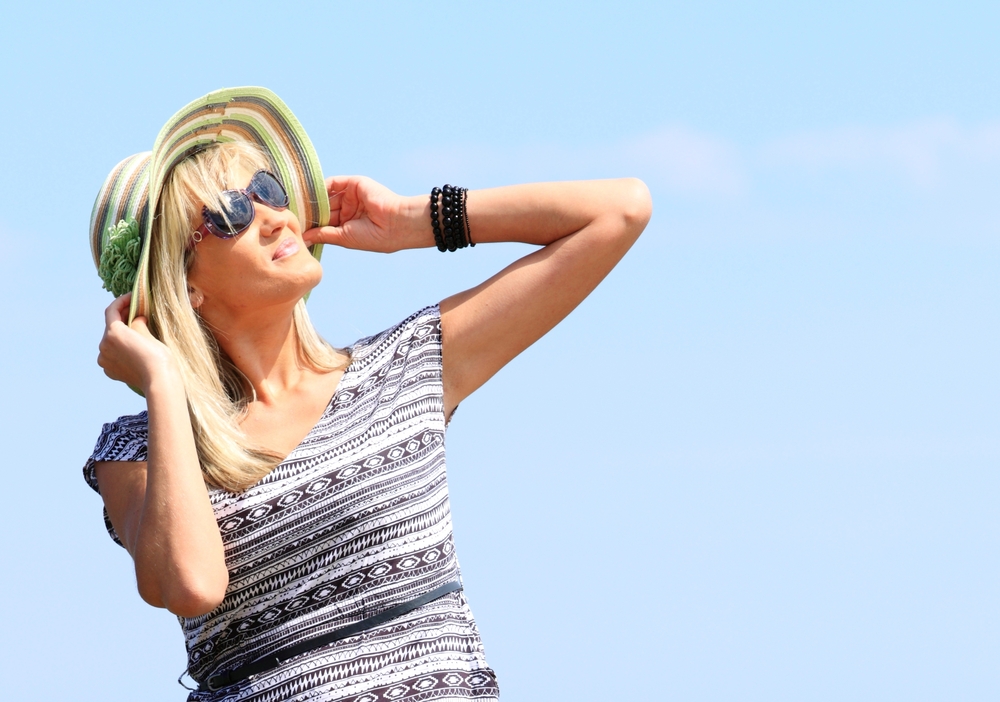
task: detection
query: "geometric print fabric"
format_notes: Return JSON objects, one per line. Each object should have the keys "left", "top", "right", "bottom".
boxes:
{"left": 84, "top": 306, "right": 499, "bottom": 701}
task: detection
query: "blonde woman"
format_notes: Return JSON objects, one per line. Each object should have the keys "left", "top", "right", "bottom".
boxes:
{"left": 85, "top": 88, "right": 650, "bottom": 701}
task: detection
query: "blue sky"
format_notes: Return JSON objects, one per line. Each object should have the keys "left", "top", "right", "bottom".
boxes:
{"left": 1, "top": 2, "right": 998, "bottom": 700}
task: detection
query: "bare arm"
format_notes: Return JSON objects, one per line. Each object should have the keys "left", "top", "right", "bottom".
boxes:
{"left": 436, "top": 179, "right": 651, "bottom": 415}
{"left": 95, "top": 294, "right": 228, "bottom": 617}
{"left": 304, "top": 177, "right": 652, "bottom": 417}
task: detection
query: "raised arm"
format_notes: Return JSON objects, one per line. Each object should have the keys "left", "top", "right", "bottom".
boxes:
{"left": 304, "top": 177, "right": 652, "bottom": 417}
{"left": 94, "top": 294, "right": 228, "bottom": 617}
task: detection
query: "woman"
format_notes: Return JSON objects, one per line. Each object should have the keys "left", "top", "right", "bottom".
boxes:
{"left": 85, "top": 87, "right": 650, "bottom": 701}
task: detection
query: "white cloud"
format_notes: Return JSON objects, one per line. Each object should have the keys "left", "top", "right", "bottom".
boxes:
{"left": 392, "top": 118, "right": 999, "bottom": 241}
{"left": 761, "top": 119, "right": 1000, "bottom": 187}
{"left": 617, "top": 127, "right": 746, "bottom": 196}
{"left": 399, "top": 119, "right": 1000, "bottom": 198}
{"left": 398, "top": 126, "right": 745, "bottom": 197}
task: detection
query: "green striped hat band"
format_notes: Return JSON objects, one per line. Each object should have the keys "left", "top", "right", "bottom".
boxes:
{"left": 89, "top": 87, "right": 329, "bottom": 322}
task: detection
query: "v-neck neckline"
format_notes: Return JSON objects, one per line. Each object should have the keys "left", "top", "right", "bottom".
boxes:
{"left": 274, "top": 364, "right": 351, "bottom": 467}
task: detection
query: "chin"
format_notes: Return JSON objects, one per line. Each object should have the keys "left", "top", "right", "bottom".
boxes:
{"left": 300, "top": 255, "right": 323, "bottom": 289}
{"left": 282, "top": 257, "right": 323, "bottom": 302}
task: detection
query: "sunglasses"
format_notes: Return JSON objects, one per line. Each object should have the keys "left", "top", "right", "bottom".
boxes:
{"left": 193, "top": 170, "right": 290, "bottom": 242}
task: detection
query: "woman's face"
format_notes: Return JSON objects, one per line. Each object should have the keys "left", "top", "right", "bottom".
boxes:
{"left": 185, "top": 164, "right": 323, "bottom": 321}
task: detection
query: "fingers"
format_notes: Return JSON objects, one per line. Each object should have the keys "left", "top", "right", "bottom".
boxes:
{"left": 327, "top": 191, "right": 344, "bottom": 227}
{"left": 98, "top": 310, "right": 171, "bottom": 389}
{"left": 325, "top": 175, "right": 361, "bottom": 194}
{"left": 105, "top": 292, "right": 132, "bottom": 327}
{"left": 325, "top": 176, "right": 355, "bottom": 212}
{"left": 325, "top": 176, "right": 369, "bottom": 226}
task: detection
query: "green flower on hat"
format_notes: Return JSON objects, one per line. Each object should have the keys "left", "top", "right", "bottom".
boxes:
{"left": 98, "top": 218, "right": 141, "bottom": 297}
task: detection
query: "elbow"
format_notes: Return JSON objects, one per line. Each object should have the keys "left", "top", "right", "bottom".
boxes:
{"left": 138, "top": 571, "right": 228, "bottom": 618}
{"left": 165, "top": 586, "right": 227, "bottom": 618}
{"left": 619, "top": 178, "right": 653, "bottom": 235}
{"left": 157, "top": 581, "right": 228, "bottom": 618}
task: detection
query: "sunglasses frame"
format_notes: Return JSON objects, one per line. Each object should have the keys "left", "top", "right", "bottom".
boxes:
{"left": 193, "top": 170, "right": 290, "bottom": 242}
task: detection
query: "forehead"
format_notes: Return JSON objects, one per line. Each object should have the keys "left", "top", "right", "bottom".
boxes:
{"left": 221, "top": 163, "right": 258, "bottom": 190}
{"left": 190, "top": 143, "right": 270, "bottom": 186}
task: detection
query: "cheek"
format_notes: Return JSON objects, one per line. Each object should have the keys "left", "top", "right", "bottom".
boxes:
{"left": 185, "top": 255, "right": 207, "bottom": 293}
{"left": 187, "top": 243, "right": 245, "bottom": 295}
{"left": 187, "top": 239, "right": 323, "bottom": 307}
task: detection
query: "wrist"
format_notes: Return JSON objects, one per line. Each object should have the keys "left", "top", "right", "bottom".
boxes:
{"left": 397, "top": 195, "right": 434, "bottom": 250}
{"left": 140, "top": 353, "right": 183, "bottom": 396}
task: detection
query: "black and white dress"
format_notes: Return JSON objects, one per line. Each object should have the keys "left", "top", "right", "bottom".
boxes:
{"left": 84, "top": 307, "right": 500, "bottom": 701}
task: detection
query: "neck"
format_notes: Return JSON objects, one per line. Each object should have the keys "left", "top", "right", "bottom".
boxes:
{"left": 202, "top": 301, "right": 310, "bottom": 405}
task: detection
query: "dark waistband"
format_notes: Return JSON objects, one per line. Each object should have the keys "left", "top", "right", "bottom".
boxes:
{"left": 202, "top": 579, "right": 463, "bottom": 692}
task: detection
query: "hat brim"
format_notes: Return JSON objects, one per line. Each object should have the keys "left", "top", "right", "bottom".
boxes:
{"left": 129, "top": 87, "right": 329, "bottom": 323}
{"left": 90, "top": 152, "right": 153, "bottom": 275}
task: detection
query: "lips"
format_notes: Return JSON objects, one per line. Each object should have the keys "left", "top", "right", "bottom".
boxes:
{"left": 272, "top": 237, "right": 300, "bottom": 261}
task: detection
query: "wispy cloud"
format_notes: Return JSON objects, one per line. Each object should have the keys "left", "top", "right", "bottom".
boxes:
{"left": 399, "top": 126, "right": 745, "bottom": 197}
{"left": 761, "top": 119, "right": 1000, "bottom": 187}
{"left": 617, "top": 127, "right": 746, "bottom": 196}
{"left": 394, "top": 118, "right": 999, "bottom": 240}
{"left": 401, "top": 118, "right": 1000, "bottom": 196}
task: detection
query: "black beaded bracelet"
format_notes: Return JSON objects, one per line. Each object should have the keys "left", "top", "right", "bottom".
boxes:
{"left": 430, "top": 184, "right": 472, "bottom": 251}
{"left": 442, "top": 184, "right": 459, "bottom": 251}
{"left": 430, "top": 187, "right": 447, "bottom": 251}
{"left": 462, "top": 187, "right": 474, "bottom": 247}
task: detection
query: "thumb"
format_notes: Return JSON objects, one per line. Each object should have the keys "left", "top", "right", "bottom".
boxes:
{"left": 303, "top": 225, "right": 348, "bottom": 247}
{"left": 130, "top": 315, "right": 154, "bottom": 339}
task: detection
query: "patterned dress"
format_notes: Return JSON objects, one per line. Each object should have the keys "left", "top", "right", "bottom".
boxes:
{"left": 84, "top": 307, "right": 499, "bottom": 701}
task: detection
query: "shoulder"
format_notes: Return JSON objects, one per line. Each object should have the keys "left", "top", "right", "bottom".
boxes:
{"left": 83, "top": 411, "right": 149, "bottom": 494}
{"left": 348, "top": 305, "right": 441, "bottom": 369}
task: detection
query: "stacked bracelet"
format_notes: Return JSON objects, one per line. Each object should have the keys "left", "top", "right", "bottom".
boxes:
{"left": 430, "top": 184, "right": 473, "bottom": 252}
{"left": 430, "top": 187, "right": 445, "bottom": 251}
{"left": 461, "top": 187, "right": 474, "bottom": 247}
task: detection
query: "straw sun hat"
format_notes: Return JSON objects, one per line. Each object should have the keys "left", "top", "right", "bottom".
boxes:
{"left": 89, "top": 87, "right": 330, "bottom": 324}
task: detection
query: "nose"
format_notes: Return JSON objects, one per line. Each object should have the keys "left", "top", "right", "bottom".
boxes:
{"left": 255, "top": 204, "right": 287, "bottom": 240}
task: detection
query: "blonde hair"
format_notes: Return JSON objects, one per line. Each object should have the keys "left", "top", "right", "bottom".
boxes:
{"left": 148, "top": 142, "right": 349, "bottom": 492}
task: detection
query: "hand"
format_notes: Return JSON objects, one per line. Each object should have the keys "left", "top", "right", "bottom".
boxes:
{"left": 98, "top": 293, "right": 178, "bottom": 391}
{"left": 303, "top": 176, "right": 423, "bottom": 253}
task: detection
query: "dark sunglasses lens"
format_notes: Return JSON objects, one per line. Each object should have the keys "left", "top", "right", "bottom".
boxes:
{"left": 207, "top": 191, "right": 254, "bottom": 236}
{"left": 250, "top": 171, "right": 289, "bottom": 208}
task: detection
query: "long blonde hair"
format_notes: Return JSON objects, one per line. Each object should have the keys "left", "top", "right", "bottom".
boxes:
{"left": 148, "top": 142, "right": 349, "bottom": 492}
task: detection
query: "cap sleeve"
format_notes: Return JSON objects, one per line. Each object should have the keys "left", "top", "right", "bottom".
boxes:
{"left": 350, "top": 304, "right": 441, "bottom": 372}
{"left": 346, "top": 305, "right": 445, "bottom": 419}
{"left": 83, "top": 411, "right": 149, "bottom": 547}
